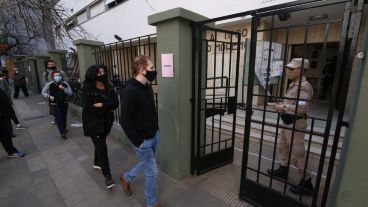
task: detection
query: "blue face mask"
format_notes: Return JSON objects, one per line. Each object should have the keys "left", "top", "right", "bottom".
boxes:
{"left": 54, "top": 75, "right": 62, "bottom": 82}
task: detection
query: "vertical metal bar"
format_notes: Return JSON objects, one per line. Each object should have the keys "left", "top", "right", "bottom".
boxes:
{"left": 138, "top": 37, "right": 141, "bottom": 55}
{"left": 226, "top": 31, "right": 234, "bottom": 150}
{"left": 218, "top": 41, "right": 225, "bottom": 152}
{"left": 148, "top": 35, "right": 151, "bottom": 57}
{"left": 232, "top": 33, "right": 241, "bottom": 151}
{"left": 211, "top": 31, "right": 217, "bottom": 153}
{"left": 196, "top": 27, "right": 204, "bottom": 168}
{"left": 204, "top": 39, "right": 209, "bottom": 154}
{"left": 312, "top": 2, "right": 352, "bottom": 206}
{"left": 321, "top": 0, "right": 364, "bottom": 206}
{"left": 130, "top": 40, "right": 134, "bottom": 77}
{"left": 257, "top": 15, "right": 275, "bottom": 183}
{"left": 241, "top": 39, "right": 248, "bottom": 108}
{"left": 122, "top": 41, "right": 128, "bottom": 81}
{"left": 191, "top": 25, "right": 197, "bottom": 174}
{"left": 240, "top": 15, "right": 258, "bottom": 189}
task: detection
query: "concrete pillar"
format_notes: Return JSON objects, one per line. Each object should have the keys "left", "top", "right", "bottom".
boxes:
{"left": 148, "top": 8, "right": 208, "bottom": 179}
{"left": 73, "top": 39, "right": 104, "bottom": 82}
{"left": 331, "top": 16, "right": 368, "bottom": 207}
{"left": 47, "top": 49, "right": 68, "bottom": 72}
{"left": 34, "top": 55, "right": 50, "bottom": 88}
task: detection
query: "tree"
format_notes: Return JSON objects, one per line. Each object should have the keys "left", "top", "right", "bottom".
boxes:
{"left": 0, "top": 0, "right": 93, "bottom": 56}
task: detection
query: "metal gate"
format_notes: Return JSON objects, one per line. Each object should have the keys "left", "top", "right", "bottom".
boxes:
{"left": 191, "top": 24, "right": 241, "bottom": 174}
{"left": 239, "top": 0, "right": 365, "bottom": 207}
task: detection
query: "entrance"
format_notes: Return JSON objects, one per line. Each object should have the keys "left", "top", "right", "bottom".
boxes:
{"left": 191, "top": 0, "right": 366, "bottom": 206}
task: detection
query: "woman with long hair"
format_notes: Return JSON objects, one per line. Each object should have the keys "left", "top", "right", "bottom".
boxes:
{"left": 82, "top": 64, "right": 118, "bottom": 189}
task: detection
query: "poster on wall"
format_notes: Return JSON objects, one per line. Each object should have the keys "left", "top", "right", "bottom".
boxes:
{"left": 161, "top": 53, "right": 174, "bottom": 78}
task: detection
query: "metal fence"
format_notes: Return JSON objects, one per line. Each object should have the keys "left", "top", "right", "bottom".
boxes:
{"left": 65, "top": 52, "right": 82, "bottom": 106}
{"left": 94, "top": 34, "right": 157, "bottom": 123}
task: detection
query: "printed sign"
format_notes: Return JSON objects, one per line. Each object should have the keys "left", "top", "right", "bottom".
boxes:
{"left": 161, "top": 53, "right": 174, "bottom": 78}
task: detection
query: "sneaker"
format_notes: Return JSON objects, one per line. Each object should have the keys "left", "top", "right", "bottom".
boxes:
{"left": 267, "top": 166, "right": 289, "bottom": 180}
{"left": 290, "top": 178, "right": 315, "bottom": 196}
{"left": 8, "top": 151, "right": 25, "bottom": 158}
{"left": 105, "top": 175, "right": 115, "bottom": 189}
{"left": 61, "top": 133, "right": 67, "bottom": 139}
{"left": 93, "top": 164, "right": 102, "bottom": 170}
{"left": 51, "top": 121, "right": 55, "bottom": 125}
{"left": 15, "top": 124, "right": 26, "bottom": 130}
{"left": 11, "top": 134, "right": 16, "bottom": 138}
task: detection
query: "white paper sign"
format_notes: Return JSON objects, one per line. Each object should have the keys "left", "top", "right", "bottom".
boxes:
{"left": 161, "top": 53, "right": 174, "bottom": 78}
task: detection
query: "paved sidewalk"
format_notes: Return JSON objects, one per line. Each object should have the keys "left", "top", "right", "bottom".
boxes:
{"left": 0, "top": 95, "right": 251, "bottom": 207}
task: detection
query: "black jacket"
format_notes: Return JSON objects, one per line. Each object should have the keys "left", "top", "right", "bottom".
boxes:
{"left": 0, "top": 88, "right": 12, "bottom": 138}
{"left": 120, "top": 78, "right": 158, "bottom": 147}
{"left": 14, "top": 73, "right": 26, "bottom": 86}
{"left": 82, "top": 83, "right": 119, "bottom": 137}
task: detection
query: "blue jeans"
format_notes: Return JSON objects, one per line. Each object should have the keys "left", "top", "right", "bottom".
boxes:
{"left": 123, "top": 131, "right": 159, "bottom": 207}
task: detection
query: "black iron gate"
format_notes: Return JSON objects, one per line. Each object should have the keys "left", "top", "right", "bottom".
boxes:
{"left": 191, "top": 0, "right": 365, "bottom": 206}
{"left": 191, "top": 25, "right": 241, "bottom": 174}
{"left": 239, "top": 0, "right": 365, "bottom": 207}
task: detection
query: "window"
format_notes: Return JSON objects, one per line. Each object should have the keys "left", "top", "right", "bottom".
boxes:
{"left": 77, "top": 11, "right": 88, "bottom": 24}
{"left": 90, "top": 1, "right": 105, "bottom": 17}
{"left": 106, "top": 0, "right": 127, "bottom": 9}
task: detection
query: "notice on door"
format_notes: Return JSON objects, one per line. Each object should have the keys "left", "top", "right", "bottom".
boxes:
{"left": 161, "top": 53, "right": 174, "bottom": 78}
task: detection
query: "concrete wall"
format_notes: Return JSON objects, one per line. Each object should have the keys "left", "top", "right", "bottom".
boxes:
{"left": 59, "top": 0, "right": 295, "bottom": 47}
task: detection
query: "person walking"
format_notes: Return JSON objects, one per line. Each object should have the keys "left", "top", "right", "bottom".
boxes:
{"left": 42, "top": 60, "right": 69, "bottom": 87}
{"left": 82, "top": 64, "right": 118, "bottom": 189}
{"left": 267, "top": 58, "right": 314, "bottom": 195}
{"left": 0, "top": 70, "right": 26, "bottom": 138}
{"left": 42, "top": 71, "right": 72, "bottom": 139}
{"left": 13, "top": 68, "right": 29, "bottom": 98}
{"left": 119, "top": 55, "right": 163, "bottom": 207}
{"left": 0, "top": 87, "right": 25, "bottom": 158}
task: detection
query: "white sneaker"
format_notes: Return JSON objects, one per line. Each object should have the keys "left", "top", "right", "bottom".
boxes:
{"left": 15, "top": 124, "right": 26, "bottom": 130}
{"left": 51, "top": 121, "right": 55, "bottom": 125}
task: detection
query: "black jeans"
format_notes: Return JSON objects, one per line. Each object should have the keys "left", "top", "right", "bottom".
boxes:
{"left": 91, "top": 134, "right": 111, "bottom": 177}
{"left": 0, "top": 119, "right": 18, "bottom": 155}
{"left": 13, "top": 85, "right": 29, "bottom": 98}
{"left": 54, "top": 103, "right": 68, "bottom": 134}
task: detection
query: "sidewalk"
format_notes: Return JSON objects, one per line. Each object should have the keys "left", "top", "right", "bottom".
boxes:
{"left": 0, "top": 94, "right": 251, "bottom": 207}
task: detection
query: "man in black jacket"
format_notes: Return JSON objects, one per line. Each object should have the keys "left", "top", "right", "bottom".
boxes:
{"left": 119, "top": 56, "right": 162, "bottom": 207}
{"left": 13, "top": 68, "right": 29, "bottom": 98}
{"left": 0, "top": 88, "right": 25, "bottom": 158}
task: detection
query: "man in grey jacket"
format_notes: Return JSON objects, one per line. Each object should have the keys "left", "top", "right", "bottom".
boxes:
{"left": 42, "top": 60, "right": 68, "bottom": 87}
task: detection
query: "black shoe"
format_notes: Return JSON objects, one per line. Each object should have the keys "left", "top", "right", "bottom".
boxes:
{"left": 61, "top": 133, "right": 67, "bottom": 139}
{"left": 11, "top": 134, "right": 16, "bottom": 138}
{"left": 290, "top": 178, "right": 315, "bottom": 196}
{"left": 105, "top": 175, "right": 115, "bottom": 189}
{"left": 267, "top": 166, "right": 289, "bottom": 180}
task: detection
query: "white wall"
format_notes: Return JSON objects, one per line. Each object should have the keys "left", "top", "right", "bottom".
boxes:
{"left": 59, "top": 0, "right": 296, "bottom": 48}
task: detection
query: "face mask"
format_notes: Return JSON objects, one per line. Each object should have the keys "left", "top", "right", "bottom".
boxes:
{"left": 54, "top": 75, "right": 62, "bottom": 82}
{"left": 96, "top": 74, "right": 106, "bottom": 82}
{"left": 144, "top": 70, "right": 157, "bottom": 82}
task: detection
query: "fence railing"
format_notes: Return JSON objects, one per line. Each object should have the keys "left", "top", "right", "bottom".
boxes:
{"left": 94, "top": 34, "right": 158, "bottom": 123}
{"left": 65, "top": 52, "right": 82, "bottom": 106}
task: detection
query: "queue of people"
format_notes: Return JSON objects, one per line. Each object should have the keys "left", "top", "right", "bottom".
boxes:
{"left": 0, "top": 56, "right": 315, "bottom": 206}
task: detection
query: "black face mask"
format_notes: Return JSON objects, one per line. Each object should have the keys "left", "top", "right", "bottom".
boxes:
{"left": 48, "top": 66, "right": 57, "bottom": 71}
{"left": 144, "top": 70, "right": 157, "bottom": 82}
{"left": 96, "top": 74, "right": 106, "bottom": 82}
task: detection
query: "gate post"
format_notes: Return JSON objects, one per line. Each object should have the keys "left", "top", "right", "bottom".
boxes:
{"left": 148, "top": 8, "right": 208, "bottom": 179}
{"left": 73, "top": 39, "right": 104, "bottom": 82}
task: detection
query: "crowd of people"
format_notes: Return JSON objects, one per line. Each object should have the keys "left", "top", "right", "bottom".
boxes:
{"left": 0, "top": 56, "right": 315, "bottom": 206}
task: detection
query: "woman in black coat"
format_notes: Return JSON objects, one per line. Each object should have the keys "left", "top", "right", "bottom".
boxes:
{"left": 82, "top": 65, "right": 118, "bottom": 189}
